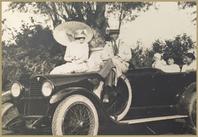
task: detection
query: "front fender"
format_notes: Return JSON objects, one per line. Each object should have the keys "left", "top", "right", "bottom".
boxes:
{"left": 49, "top": 87, "right": 115, "bottom": 128}
{"left": 2, "top": 91, "right": 12, "bottom": 104}
{"left": 49, "top": 87, "right": 95, "bottom": 104}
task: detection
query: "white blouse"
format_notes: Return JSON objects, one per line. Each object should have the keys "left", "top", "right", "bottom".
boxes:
{"left": 64, "top": 41, "right": 89, "bottom": 63}
{"left": 152, "top": 60, "right": 167, "bottom": 70}
{"left": 102, "top": 40, "right": 132, "bottom": 62}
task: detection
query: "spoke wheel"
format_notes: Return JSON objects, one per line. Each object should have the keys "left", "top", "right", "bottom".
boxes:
{"left": 52, "top": 94, "right": 99, "bottom": 135}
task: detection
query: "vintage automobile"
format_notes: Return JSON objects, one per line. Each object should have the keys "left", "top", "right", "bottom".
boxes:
{"left": 2, "top": 60, "right": 196, "bottom": 135}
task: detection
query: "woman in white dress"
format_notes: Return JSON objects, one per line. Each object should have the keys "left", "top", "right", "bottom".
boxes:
{"left": 152, "top": 53, "right": 167, "bottom": 70}
{"left": 50, "top": 29, "right": 89, "bottom": 74}
{"left": 50, "top": 21, "right": 94, "bottom": 74}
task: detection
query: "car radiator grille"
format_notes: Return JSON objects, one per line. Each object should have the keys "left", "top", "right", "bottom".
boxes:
{"left": 22, "top": 79, "right": 49, "bottom": 116}
{"left": 29, "top": 80, "right": 43, "bottom": 96}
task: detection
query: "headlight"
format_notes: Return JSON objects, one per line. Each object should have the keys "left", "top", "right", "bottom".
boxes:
{"left": 11, "top": 82, "right": 23, "bottom": 97}
{"left": 41, "top": 81, "right": 54, "bottom": 97}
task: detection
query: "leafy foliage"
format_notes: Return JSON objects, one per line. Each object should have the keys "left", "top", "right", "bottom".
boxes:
{"left": 130, "top": 48, "right": 154, "bottom": 68}
{"left": 106, "top": 2, "right": 152, "bottom": 29}
{"left": 178, "top": 1, "right": 196, "bottom": 9}
{"left": 152, "top": 39, "right": 165, "bottom": 54}
{"left": 3, "top": 2, "right": 195, "bottom": 91}
{"left": 178, "top": 1, "right": 196, "bottom": 22}
{"left": 129, "top": 34, "right": 195, "bottom": 69}
{"left": 8, "top": 2, "right": 151, "bottom": 33}
{"left": 162, "top": 34, "right": 195, "bottom": 65}
{"left": 2, "top": 24, "right": 65, "bottom": 90}
{"left": 3, "top": 2, "right": 152, "bottom": 91}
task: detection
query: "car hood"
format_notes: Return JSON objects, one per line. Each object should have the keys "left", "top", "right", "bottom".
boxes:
{"left": 34, "top": 72, "right": 102, "bottom": 87}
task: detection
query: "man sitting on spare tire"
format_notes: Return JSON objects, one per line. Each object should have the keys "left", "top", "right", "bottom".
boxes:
{"left": 93, "top": 28, "right": 132, "bottom": 103}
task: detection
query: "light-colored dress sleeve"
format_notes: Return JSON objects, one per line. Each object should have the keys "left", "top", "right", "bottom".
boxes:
{"left": 152, "top": 60, "right": 167, "bottom": 70}
{"left": 87, "top": 50, "right": 104, "bottom": 72}
{"left": 101, "top": 42, "right": 114, "bottom": 60}
{"left": 117, "top": 41, "right": 132, "bottom": 62}
{"left": 64, "top": 44, "right": 73, "bottom": 62}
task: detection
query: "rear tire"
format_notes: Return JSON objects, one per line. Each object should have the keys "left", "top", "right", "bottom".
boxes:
{"left": 52, "top": 94, "right": 99, "bottom": 135}
{"left": 186, "top": 92, "right": 196, "bottom": 134}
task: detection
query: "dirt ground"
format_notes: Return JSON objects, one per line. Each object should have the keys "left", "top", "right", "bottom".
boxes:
{"left": 3, "top": 119, "right": 193, "bottom": 135}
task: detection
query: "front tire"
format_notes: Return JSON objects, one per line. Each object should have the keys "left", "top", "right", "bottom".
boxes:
{"left": 52, "top": 94, "right": 99, "bottom": 135}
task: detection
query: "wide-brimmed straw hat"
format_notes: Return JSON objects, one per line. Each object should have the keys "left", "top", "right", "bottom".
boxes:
{"left": 53, "top": 21, "right": 93, "bottom": 46}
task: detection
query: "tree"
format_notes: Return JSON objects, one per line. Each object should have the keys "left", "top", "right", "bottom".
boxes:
{"left": 178, "top": 1, "right": 196, "bottom": 23}
{"left": 130, "top": 49, "right": 154, "bottom": 69}
{"left": 129, "top": 41, "right": 154, "bottom": 68}
{"left": 8, "top": 2, "right": 151, "bottom": 47}
{"left": 2, "top": 23, "right": 64, "bottom": 91}
{"left": 130, "top": 45, "right": 144, "bottom": 68}
{"left": 152, "top": 39, "right": 165, "bottom": 54}
{"left": 105, "top": 2, "right": 152, "bottom": 30}
{"left": 129, "top": 33, "right": 195, "bottom": 69}
{"left": 163, "top": 34, "right": 195, "bottom": 66}
{"left": 2, "top": 2, "right": 152, "bottom": 90}
{"left": 151, "top": 33, "right": 195, "bottom": 67}
{"left": 178, "top": 1, "right": 196, "bottom": 9}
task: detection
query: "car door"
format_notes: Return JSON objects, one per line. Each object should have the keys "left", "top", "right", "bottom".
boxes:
{"left": 153, "top": 71, "right": 196, "bottom": 106}
{"left": 126, "top": 69, "right": 164, "bottom": 118}
{"left": 125, "top": 69, "right": 195, "bottom": 119}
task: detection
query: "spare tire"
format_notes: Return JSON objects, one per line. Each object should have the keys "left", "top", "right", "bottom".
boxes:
{"left": 102, "top": 75, "right": 132, "bottom": 121}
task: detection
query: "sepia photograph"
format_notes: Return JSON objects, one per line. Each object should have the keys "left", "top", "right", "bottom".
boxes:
{"left": 1, "top": 1, "right": 197, "bottom": 135}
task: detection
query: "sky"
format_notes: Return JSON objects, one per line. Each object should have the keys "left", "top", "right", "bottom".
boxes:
{"left": 120, "top": 2, "right": 196, "bottom": 49}
{"left": 2, "top": 2, "right": 196, "bottom": 49}
{"left": 2, "top": 2, "right": 50, "bottom": 44}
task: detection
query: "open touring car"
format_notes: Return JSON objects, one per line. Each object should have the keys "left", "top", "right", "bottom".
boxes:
{"left": 2, "top": 60, "right": 196, "bottom": 135}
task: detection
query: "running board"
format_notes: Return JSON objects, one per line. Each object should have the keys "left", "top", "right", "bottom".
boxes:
{"left": 119, "top": 115, "right": 188, "bottom": 124}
